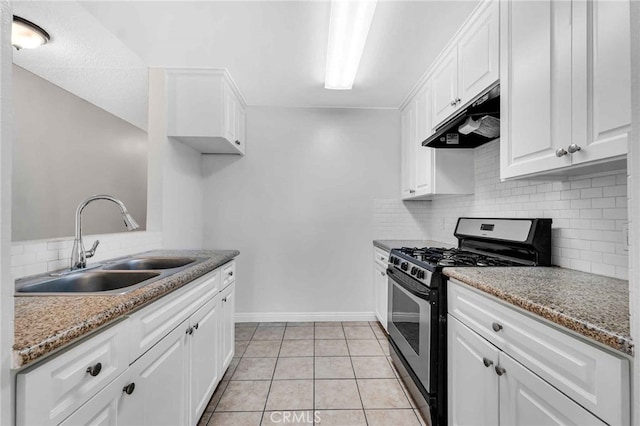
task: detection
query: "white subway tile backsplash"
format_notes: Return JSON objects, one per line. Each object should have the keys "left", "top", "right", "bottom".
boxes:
{"left": 422, "top": 141, "right": 628, "bottom": 279}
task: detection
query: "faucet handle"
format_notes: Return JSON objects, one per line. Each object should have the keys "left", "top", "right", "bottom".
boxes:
{"left": 86, "top": 240, "right": 100, "bottom": 258}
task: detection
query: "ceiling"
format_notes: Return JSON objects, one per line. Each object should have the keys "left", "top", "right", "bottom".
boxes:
{"left": 13, "top": 0, "right": 479, "bottom": 129}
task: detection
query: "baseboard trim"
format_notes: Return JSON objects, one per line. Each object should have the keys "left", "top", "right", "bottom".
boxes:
{"left": 235, "top": 311, "right": 377, "bottom": 323}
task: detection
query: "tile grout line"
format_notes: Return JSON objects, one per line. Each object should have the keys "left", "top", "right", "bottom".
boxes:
{"left": 344, "top": 321, "right": 370, "bottom": 426}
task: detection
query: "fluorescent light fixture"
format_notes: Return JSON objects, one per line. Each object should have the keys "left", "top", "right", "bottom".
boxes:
{"left": 325, "top": 0, "right": 378, "bottom": 90}
{"left": 12, "top": 16, "right": 50, "bottom": 50}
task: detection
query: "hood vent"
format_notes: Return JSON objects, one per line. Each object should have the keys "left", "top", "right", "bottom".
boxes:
{"left": 423, "top": 85, "right": 500, "bottom": 149}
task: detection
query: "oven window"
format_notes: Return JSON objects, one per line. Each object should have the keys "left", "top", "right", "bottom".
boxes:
{"left": 392, "top": 284, "right": 420, "bottom": 354}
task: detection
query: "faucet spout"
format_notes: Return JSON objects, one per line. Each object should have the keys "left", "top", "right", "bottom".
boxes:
{"left": 70, "top": 194, "right": 140, "bottom": 270}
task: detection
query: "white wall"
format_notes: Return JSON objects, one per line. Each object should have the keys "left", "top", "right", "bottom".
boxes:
{"left": 0, "top": 3, "right": 13, "bottom": 424}
{"left": 202, "top": 107, "right": 399, "bottom": 320}
{"left": 12, "top": 65, "right": 148, "bottom": 241}
{"left": 147, "top": 68, "right": 203, "bottom": 250}
{"left": 627, "top": 0, "right": 639, "bottom": 421}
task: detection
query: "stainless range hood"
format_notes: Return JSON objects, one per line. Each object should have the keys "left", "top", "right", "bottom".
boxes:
{"left": 423, "top": 85, "right": 500, "bottom": 149}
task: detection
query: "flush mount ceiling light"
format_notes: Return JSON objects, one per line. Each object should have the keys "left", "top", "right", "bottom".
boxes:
{"left": 324, "top": 0, "right": 378, "bottom": 90}
{"left": 12, "top": 16, "right": 50, "bottom": 50}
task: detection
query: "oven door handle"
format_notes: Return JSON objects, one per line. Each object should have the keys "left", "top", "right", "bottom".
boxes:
{"left": 387, "top": 268, "right": 432, "bottom": 300}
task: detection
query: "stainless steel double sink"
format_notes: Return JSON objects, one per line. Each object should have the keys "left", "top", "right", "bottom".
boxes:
{"left": 15, "top": 256, "right": 207, "bottom": 296}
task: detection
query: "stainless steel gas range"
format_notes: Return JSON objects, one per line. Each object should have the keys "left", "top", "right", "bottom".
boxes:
{"left": 386, "top": 217, "right": 552, "bottom": 426}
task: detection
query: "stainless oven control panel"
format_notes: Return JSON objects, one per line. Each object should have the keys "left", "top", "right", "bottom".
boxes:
{"left": 388, "top": 255, "right": 432, "bottom": 287}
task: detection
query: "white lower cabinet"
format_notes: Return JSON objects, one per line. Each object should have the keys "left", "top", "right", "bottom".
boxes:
{"left": 448, "top": 317, "right": 606, "bottom": 426}
{"left": 17, "top": 260, "right": 238, "bottom": 426}
{"left": 219, "top": 281, "right": 236, "bottom": 373}
{"left": 189, "top": 297, "right": 221, "bottom": 424}
{"left": 448, "top": 316, "right": 499, "bottom": 426}
{"left": 372, "top": 247, "right": 389, "bottom": 332}
{"left": 447, "top": 280, "right": 629, "bottom": 426}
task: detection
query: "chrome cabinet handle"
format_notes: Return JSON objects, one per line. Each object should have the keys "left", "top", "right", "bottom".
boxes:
{"left": 380, "top": 271, "right": 386, "bottom": 277}
{"left": 482, "top": 357, "right": 494, "bottom": 368}
{"left": 380, "top": 256, "right": 385, "bottom": 261}
{"left": 450, "top": 100, "right": 457, "bottom": 106}
{"left": 222, "top": 297, "right": 227, "bottom": 302}
{"left": 492, "top": 322, "right": 503, "bottom": 332}
{"left": 555, "top": 148, "right": 568, "bottom": 157}
{"left": 123, "top": 383, "right": 135, "bottom": 395}
{"left": 193, "top": 323, "right": 199, "bottom": 330}
{"left": 186, "top": 327, "right": 193, "bottom": 335}
{"left": 567, "top": 143, "right": 582, "bottom": 154}
{"left": 235, "top": 140, "right": 241, "bottom": 145}
{"left": 86, "top": 362, "right": 102, "bottom": 377}
{"left": 409, "top": 189, "right": 416, "bottom": 194}
{"left": 495, "top": 366, "right": 506, "bottom": 376}
{"left": 229, "top": 271, "right": 234, "bottom": 276}
{"left": 455, "top": 97, "right": 461, "bottom": 104}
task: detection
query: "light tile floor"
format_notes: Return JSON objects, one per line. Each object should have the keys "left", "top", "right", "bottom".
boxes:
{"left": 198, "top": 321, "right": 428, "bottom": 426}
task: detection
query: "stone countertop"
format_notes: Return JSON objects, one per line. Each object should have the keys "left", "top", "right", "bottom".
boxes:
{"left": 373, "top": 240, "right": 454, "bottom": 252}
{"left": 13, "top": 249, "right": 239, "bottom": 368}
{"left": 443, "top": 267, "right": 632, "bottom": 356}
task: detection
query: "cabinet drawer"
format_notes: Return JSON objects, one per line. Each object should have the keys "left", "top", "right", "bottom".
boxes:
{"left": 448, "top": 280, "right": 629, "bottom": 426}
{"left": 373, "top": 247, "right": 389, "bottom": 267}
{"left": 221, "top": 260, "right": 235, "bottom": 289}
{"left": 129, "top": 269, "right": 220, "bottom": 363}
{"left": 16, "top": 320, "right": 129, "bottom": 426}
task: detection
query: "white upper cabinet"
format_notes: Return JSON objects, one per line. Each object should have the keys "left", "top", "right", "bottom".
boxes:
{"left": 431, "top": 0, "right": 499, "bottom": 128}
{"left": 457, "top": 0, "right": 500, "bottom": 105}
{"left": 401, "top": 81, "right": 475, "bottom": 201}
{"left": 400, "top": 105, "right": 416, "bottom": 198}
{"left": 571, "top": 0, "right": 631, "bottom": 165}
{"left": 500, "top": 0, "right": 630, "bottom": 179}
{"left": 414, "top": 85, "right": 434, "bottom": 197}
{"left": 167, "top": 69, "right": 247, "bottom": 155}
{"left": 432, "top": 49, "right": 459, "bottom": 126}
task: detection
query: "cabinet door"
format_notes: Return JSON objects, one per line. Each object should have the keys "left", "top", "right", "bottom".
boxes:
{"left": 59, "top": 372, "right": 134, "bottom": 426}
{"left": 222, "top": 83, "right": 236, "bottom": 144}
{"left": 571, "top": 0, "right": 630, "bottom": 165}
{"left": 500, "top": 0, "right": 573, "bottom": 179}
{"left": 122, "top": 320, "right": 190, "bottom": 426}
{"left": 431, "top": 48, "right": 459, "bottom": 126}
{"left": 498, "top": 353, "right": 607, "bottom": 426}
{"left": 400, "top": 106, "right": 416, "bottom": 198}
{"left": 235, "top": 106, "right": 246, "bottom": 154}
{"left": 448, "top": 316, "right": 499, "bottom": 426}
{"left": 373, "top": 262, "right": 388, "bottom": 332}
{"left": 414, "top": 85, "right": 434, "bottom": 197}
{"left": 457, "top": 0, "right": 499, "bottom": 104}
{"left": 220, "top": 282, "right": 236, "bottom": 372}
{"left": 190, "top": 297, "right": 221, "bottom": 424}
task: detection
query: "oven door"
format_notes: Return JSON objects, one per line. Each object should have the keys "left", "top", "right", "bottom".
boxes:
{"left": 387, "top": 267, "right": 434, "bottom": 392}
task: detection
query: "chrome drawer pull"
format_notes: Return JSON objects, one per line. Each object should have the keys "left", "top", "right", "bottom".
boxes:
{"left": 491, "top": 322, "right": 503, "bottom": 332}
{"left": 495, "top": 366, "right": 506, "bottom": 376}
{"left": 482, "top": 357, "right": 493, "bottom": 368}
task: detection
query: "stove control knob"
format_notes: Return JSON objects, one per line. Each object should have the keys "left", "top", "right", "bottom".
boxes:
{"left": 417, "top": 270, "right": 425, "bottom": 279}
{"left": 401, "top": 262, "right": 408, "bottom": 271}
{"left": 393, "top": 257, "right": 400, "bottom": 265}
{"left": 388, "top": 256, "right": 395, "bottom": 264}
{"left": 410, "top": 267, "right": 417, "bottom": 275}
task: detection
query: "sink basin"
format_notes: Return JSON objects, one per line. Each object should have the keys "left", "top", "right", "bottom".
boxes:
{"left": 103, "top": 257, "right": 196, "bottom": 271}
{"left": 16, "top": 271, "right": 161, "bottom": 294}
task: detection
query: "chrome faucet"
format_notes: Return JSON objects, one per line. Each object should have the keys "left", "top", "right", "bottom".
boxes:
{"left": 70, "top": 195, "right": 140, "bottom": 270}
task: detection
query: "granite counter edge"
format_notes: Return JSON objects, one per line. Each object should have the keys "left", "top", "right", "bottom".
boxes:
{"left": 13, "top": 249, "right": 239, "bottom": 368}
{"left": 443, "top": 268, "right": 634, "bottom": 357}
